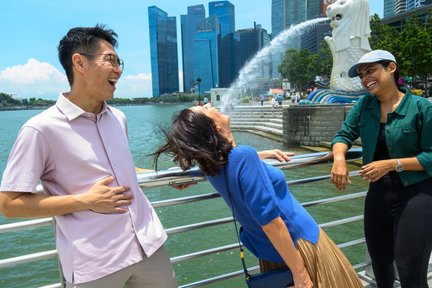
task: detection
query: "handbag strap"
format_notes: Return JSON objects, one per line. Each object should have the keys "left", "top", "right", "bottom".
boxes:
{"left": 223, "top": 165, "right": 251, "bottom": 278}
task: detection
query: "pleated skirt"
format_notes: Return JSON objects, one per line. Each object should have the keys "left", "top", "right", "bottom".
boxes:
{"left": 260, "top": 228, "right": 363, "bottom": 288}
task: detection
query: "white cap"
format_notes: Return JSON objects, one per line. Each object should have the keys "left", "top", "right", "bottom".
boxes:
{"left": 348, "top": 50, "right": 396, "bottom": 78}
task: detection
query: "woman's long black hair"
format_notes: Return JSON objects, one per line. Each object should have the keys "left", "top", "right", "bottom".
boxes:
{"left": 152, "top": 108, "right": 233, "bottom": 176}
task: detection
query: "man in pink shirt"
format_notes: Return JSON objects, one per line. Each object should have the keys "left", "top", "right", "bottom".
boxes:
{"left": 0, "top": 24, "right": 177, "bottom": 287}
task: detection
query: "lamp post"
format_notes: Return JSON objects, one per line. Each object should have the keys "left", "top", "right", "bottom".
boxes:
{"left": 196, "top": 77, "right": 202, "bottom": 105}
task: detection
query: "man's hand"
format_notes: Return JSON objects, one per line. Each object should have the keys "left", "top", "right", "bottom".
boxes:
{"left": 258, "top": 149, "right": 295, "bottom": 162}
{"left": 79, "top": 176, "right": 133, "bottom": 213}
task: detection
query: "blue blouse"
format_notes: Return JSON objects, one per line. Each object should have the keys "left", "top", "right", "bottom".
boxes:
{"left": 207, "top": 145, "right": 319, "bottom": 263}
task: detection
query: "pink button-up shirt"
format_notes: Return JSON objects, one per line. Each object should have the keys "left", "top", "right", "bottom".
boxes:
{"left": 1, "top": 93, "right": 167, "bottom": 283}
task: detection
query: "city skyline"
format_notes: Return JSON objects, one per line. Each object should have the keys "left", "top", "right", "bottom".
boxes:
{"left": 0, "top": 0, "right": 384, "bottom": 100}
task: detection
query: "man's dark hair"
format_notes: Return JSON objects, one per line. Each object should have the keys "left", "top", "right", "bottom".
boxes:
{"left": 58, "top": 24, "right": 118, "bottom": 85}
{"left": 152, "top": 109, "right": 233, "bottom": 176}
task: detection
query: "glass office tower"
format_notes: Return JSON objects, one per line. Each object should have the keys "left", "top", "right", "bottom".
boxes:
{"left": 192, "top": 15, "right": 220, "bottom": 93}
{"left": 209, "top": 1, "right": 236, "bottom": 88}
{"left": 148, "top": 6, "right": 179, "bottom": 97}
{"left": 181, "top": 5, "right": 206, "bottom": 93}
{"left": 272, "top": 0, "right": 284, "bottom": 38}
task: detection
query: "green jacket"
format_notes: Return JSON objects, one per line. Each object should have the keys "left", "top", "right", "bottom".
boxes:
{"left": 332, "top": 88, "right": 432, "bottom": 186}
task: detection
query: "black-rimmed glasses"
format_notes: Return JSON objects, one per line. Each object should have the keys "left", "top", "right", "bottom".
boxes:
{"left": 79, "top": 53, "right": 124, "bottom": 70}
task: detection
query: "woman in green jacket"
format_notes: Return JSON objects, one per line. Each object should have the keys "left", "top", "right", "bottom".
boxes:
{"left": 331, "top": 50, "right": 432, "bottom": 288}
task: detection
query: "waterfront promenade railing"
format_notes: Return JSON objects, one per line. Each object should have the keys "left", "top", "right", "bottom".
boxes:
{"left": 0, "top": 149, "right": 370, "bottom": 288}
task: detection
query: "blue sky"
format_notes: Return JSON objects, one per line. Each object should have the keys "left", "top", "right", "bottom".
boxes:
{"left": 0, "top": 0, "right": 383, "bottom": 100}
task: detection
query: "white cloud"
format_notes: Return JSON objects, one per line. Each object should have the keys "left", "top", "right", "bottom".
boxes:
{"left": 116, "top": 70, "right": 184, "bottom": 98}
{"left": 115, "top": 72, "right": 153, "bottom": 98}
{"left": 0, "top": 59, "right": 68, "bottom": 100}
{"left": 0, "top": 59, "right": 184, "bottom": 99}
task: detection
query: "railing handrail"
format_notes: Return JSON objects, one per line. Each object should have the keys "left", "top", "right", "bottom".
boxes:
{"left": 0, "top": 148, "right": 367, "bottom": 287}
{"left": 0, "top": 175, "right": 367, "bottom": 235}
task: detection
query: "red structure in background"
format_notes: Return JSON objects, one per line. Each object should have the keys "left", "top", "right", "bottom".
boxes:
{"left": 320, "top": 0, "right": 335, "bottom": 16}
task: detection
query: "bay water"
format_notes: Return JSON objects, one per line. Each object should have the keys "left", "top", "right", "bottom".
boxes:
{"left": 0, "top": 104, "right": 367, "bottom": 287}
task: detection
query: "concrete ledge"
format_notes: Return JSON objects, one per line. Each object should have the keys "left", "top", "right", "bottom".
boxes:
{"left": 231, "top": 124, "right": 283, "bottom": 136}
{"left": 229, "top": 106, "right": 284, "bottom": 139}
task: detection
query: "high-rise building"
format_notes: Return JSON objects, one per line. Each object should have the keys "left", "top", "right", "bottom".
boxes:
{"left": 148, "top": 6, "right": 179, "bottom": 97}
{"left": 301, "top": 22, "right": 332, "bottom": 53}
{"left": 272, "top": 0, "right": 332, "bottom": 38}
{"left": 192, "top": 15, "right": 220, "bottom": 93}
{"left": 395, "top": 0, "right": 407, "bottom": 14}
{"left": 384, "top": 0, "right": 396, "bottom": 18}
{"left": 385, "top": 0, "right": 428, "bottom": 18}
{"left": 307, "top": 0, "right": 321, "bottom": 20}
{"left": 209, "top": 1, "right": 236, "bottom": 88}
{"left": 236, "top": 23, "right": 271, "bottom": 74}
{"left": 181, "top": 5, "right": 205, "bottom": 93}
{"left": 272, "top": 0, "right": 284, "bottom": 38}
{"left": 271, "top": 0, "right": 333, "bottom": 77}
{"left": 285, "top": 0, "right": 307, "bottom": 27}
{"left": 407, "top": 0, "right": 427, "bottom": 9}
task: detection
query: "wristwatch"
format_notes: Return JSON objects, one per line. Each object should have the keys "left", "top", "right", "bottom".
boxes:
{"left": 395, "top": 159, "right": 404, "bottom": 173}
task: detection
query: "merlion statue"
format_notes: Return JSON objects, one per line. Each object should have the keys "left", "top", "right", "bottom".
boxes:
{"left": 325, "top": 0, "right": 372, "bottom": 92}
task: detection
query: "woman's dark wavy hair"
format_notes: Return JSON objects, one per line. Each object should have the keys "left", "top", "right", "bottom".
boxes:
{"left": 152, "top": 109, "right": 233, "bottom": 176}
{"left": 58, "top": 24, "right": 118, "bottom": 86}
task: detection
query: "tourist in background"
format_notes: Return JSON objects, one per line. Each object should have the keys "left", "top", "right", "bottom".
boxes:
{"left": 277, "top": 94, "right": 283, "bottom": 107}
{"left": 331, "top": 49, "right": 432, "bottom": 288}
{"left": 271, "top": 96, "right": 278, "bottom": 108}
{"left": 0, "top": 24, "right": 177, "bottom": 287}
{"left": 153, "top": 103, "right": 363, "bottom": 288}
{"left": 259, "top": 94, "right": 265, "bottom": 106}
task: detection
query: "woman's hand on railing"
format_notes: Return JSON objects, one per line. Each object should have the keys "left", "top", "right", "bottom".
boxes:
{"left": 258, "top": 149, "right": 295, "bottom": 162}
{"left": 170, "top": 183, "right": 197, "bottom": 190}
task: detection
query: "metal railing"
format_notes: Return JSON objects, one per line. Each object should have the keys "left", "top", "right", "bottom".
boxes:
{"left": 0, "top": 148, "right": 369, "bottom": 288}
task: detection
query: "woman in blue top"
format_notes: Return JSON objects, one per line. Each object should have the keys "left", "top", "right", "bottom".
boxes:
{"left": 153, "top": 104, "right": 362, "bottom": 287}
{"left": 331, "top": 50, "right": 432, "bottom": 288}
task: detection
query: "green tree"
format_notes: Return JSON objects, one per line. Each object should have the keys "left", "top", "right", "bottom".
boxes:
{"left": 369, "top": 14, "right": 398, "bottom": 52}
{"left": 396, "top": 13, "right": 432, "bottom": 91}
{"left": 279, "top": 49, "right": 316, "bottom": 96}
{"left": 316, "top": 41, "right": 332, "bottom": 79}
{"left": 369, "top": 11, "right": 432, "bottom": 92}
{"left": 0, "top": 92, "right": 21, "bottom": 107}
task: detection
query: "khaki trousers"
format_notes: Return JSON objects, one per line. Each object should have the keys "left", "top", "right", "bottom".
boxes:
{"left": 66, "top": 245, "right": 177, "bottom": 288}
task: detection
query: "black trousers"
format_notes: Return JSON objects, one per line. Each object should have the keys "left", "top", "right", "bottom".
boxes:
{"left": 364, "top": 174, "right": 432, "bottom": 288}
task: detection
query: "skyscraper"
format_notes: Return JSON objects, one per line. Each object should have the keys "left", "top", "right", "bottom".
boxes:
{"left": 209, "top": 1, "right": 236, "bottom": 88}
{"left": 395, "top": 0, "right": 407, "bottom": 14}
{"left": 384, "top": 0, "right": 396, "bottom": 18}
{"left": 192, "top": 15, "right": 220, "bottom": 93}
{"left": 272, "top": 0, "right": 284, "bottom": 38}
{"left": 271, "top": 0, "right": 326, "bottom": 78}
{"left": 285, "top": 0, "right": 307, "bottom": 27}
{"left": 148, "top": 6, "right": 179, "bottom": 97}
{"left": 384, "top": 0, "right": 428, "bottom": 18}
{"left": 236, "top": 23, "right": 271, "bottom": 78}
{"left": 181, "top": 5, "right": 206, "bottom": 93}
{"left": 407, "top": 0, "right": 427, "bottom": 9}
